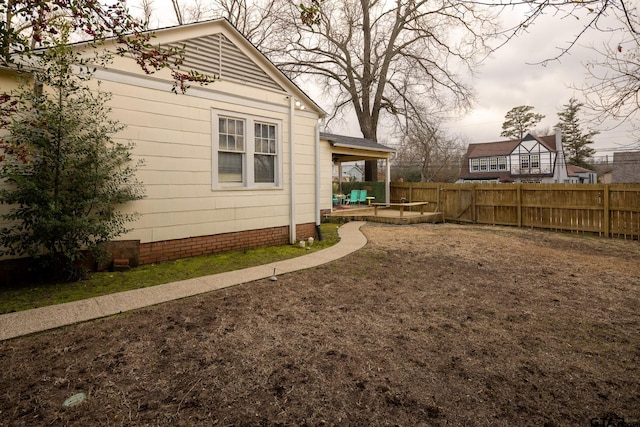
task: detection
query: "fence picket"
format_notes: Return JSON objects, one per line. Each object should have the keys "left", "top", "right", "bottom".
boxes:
{"left": 390, "top": 182, "right": 640, "bottom": 240}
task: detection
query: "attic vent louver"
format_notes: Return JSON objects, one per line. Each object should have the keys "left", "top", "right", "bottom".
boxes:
{"left": 167, "top": 34, "right": 283, "bottom": 91}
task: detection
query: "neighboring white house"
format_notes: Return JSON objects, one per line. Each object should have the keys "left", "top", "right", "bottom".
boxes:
{"left": 332, "top": 163, "right": 364, "bottom": 182}
{"left": 458, "top": 131, "right": 583, "bottom": 184}
{"left": 0, "top": 19, "right": 394, "bottom": 270}
{"left": 567, "top": 165, "right": 598, "bottom": 184}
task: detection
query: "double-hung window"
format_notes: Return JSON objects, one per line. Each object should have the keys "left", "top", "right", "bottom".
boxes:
{"left": 520, "top": 154, "right": 530, "bottom": 170}
{"left": 254, "top": 122, "right": 277, "bottom": 183}
{"left": 218, "top": 117, "right": 245, "bottom": 183}
{"left": 498, "top": 156, "right": 507, "bottom": 171}
{"left": 489, "top": 157, "right": 498, "bottom": 171}
{"left": 479, "top": 158, "right": 488, "bottom": 171}
{"left": 530, "top": 154, "right": 540, "bottom": 169}
{"left": 471, "top": 158, "right": 480, "bottom": 172}
{"left": 213, "top": 110, "right": 281, "bottom": 189}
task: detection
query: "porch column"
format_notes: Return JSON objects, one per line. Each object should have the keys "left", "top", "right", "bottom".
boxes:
{"left": 385, "top": 156, "right": 391, "bottom": 206}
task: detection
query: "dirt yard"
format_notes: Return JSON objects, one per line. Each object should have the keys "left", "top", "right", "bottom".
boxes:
{"left": 1, "top": 223, "right": 639, "bottom": 426}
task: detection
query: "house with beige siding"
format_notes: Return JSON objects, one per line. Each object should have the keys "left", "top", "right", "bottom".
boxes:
{"left": 0, "top": 19, "right": 393, "bottom": 271}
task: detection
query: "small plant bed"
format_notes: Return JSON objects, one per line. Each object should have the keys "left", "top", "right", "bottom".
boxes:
{"left": 0, "top": 224, "right": 339, "bottom": 314}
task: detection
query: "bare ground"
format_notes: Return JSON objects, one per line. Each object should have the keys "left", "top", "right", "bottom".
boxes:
{"left": 1, "top": 223, "right": 640, "bottom": 427}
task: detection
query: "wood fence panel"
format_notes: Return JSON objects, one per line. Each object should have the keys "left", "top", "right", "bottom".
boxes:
{"left": 389, "top": 182, "right": 640, "bottom": 239}
{"left": 441, "top": 184, "right": 474, "bottom": 222}
{"left": 609, "top": 185, "right": 640, "bottom": 238}
{"left": 474, "top": 184, "right": 518, "bottom": 226}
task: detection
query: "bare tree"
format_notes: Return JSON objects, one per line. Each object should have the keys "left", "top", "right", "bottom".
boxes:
{"left": 581, "top": 34, "right": 640, "bottom": 132}
{"left": 210, "top": 0, "right": 285, "bottom": 52}
{"left": 275, "top": 0, "right": 496, "bottom": 180}
{"left": 138, "top": 0, "right": 155, "bottom": 29}
{"left": 394, "top": 119, "right": 466, "bottom": 183}
{"left": 163, "top": 0, "right": 284, "bottom": 52}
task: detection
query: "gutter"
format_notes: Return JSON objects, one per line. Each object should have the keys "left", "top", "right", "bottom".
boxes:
{"left": 315, "top": 123, "right": 322, "bottom": 240}
{"left": 289, "top": 96, "right": 296, "bottom": 244}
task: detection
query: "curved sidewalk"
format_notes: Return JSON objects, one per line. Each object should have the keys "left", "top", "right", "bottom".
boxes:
{"left": 0, "top": 221, "right": 367, "bottom": 341}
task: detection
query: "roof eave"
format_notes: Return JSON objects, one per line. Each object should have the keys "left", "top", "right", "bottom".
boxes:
{"left": 331, "top": 142, "right": 396, "bottom": 153}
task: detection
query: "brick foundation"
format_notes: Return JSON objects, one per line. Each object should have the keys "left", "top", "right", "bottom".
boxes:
{"left": 0, "top": 223, "right": 319, "bottom": 283}
{"left": 138, "top": 223, "right": 318, "bottom": 265}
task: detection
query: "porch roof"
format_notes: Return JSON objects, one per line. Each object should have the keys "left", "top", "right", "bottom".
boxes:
{"left": 321, "top": 132, "right": 395, "bottom": 162}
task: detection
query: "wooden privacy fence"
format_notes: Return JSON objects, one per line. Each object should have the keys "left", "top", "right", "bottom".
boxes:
{"left": 390, "top": 182, "right": 640, "bottom": 239}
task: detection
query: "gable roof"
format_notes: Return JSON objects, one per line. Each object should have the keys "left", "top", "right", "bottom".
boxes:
{"left": 148, "top": 19, "right": 325, "bottom": 116}
{"left": 15, "top": 19, "right": 325, "bottom": 117}
{"left": 465, "top": 134, "right": 557, "bottom": 158}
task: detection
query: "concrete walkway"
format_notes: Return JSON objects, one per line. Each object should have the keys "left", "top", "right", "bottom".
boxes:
{"left": 0, "top": 221, "right": 367, "bottom": 341}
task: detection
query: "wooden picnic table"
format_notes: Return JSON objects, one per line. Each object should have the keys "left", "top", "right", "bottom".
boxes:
{"left": 372, "top": 201, "right": 429, "bottom": 217}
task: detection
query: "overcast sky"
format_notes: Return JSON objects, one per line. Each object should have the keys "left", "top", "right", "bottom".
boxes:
{"left": 448, "top": 8, "right": 636, "bottom": 161}
{"left": 141, "top": 2, "right": 637, "bottom": 161}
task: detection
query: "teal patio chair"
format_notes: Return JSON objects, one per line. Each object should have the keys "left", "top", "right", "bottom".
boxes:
{"left": 344, "top": 189, "right": 360, "bottom": 205}
{"left": 358, "top": 189, "right": 367, "bottom": 204}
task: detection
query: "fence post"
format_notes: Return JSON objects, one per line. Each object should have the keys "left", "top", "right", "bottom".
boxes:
{"left": 603, "top": 184, "right": 610, "bottom": 237}
{"left": 471, "top": 184, "right": 477, "bottom": 223}
{"left": 517, "top": 184, "right": 522, "bottom": 228}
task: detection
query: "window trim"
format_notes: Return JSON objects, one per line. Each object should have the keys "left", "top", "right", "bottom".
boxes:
{"left": 530, "top": 153, "right": 540, "bottom": 169}
{"left": 212, "top": 109, "right": 283, "bottom": 190}
{"left": 498, "top": 156, "right": 507, "bottom": 171}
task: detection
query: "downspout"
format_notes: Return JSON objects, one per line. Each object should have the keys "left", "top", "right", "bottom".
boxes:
{"left": 314, "top": 123, "right": 323, "bottom": 240}
{"left": 289, "top": 96, "right": 296, "bottom": 244}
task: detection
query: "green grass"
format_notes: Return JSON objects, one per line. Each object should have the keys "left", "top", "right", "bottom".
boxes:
{"left": 0, "top": 224, "right": 340, "bottom": 314}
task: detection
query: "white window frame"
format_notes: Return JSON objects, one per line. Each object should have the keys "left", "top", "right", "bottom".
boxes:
{"left": 489, "top": 157, "right": 498, "bottom": 171}
{"left": 530, "top": 153, "right": 540, "bottom": 169}
{"left": 498, "top": 156, "right": 507, "bottom": 171}
{"left": 520, "top": 154, "right": 530, "bottom": 171}
{"left": 479, "top": 158, "right": 488, "bottom": 171}
{"left": 471, "top": 158, "right": 480, "bottom": 172}
{"left": 212, "top": 109, "right": 283, "bottom": 190}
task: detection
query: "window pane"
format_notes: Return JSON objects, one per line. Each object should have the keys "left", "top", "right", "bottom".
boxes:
{"left": 255, "top": 154, "right": 275, "bottom": 183}
{"left": 255, "top": 123, "right": 276, "bottom": 154}
{"left": 220, "top": 117, "right": 245, "bottom": 152}
{"left": 219, "top": 152, "right": 243, "bottom": 182}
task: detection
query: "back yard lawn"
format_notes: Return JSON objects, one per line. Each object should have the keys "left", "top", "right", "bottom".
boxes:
{"left": 1, "top": 223, "right": 639, "bottom": 426}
